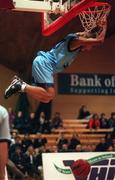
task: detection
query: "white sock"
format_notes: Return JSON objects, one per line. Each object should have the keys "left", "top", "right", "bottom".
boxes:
{"left": 21, "top": 82, "right": 27, "bottom": 92}
{"left": 5, "top": 167, "right": 8, "bottom": 180}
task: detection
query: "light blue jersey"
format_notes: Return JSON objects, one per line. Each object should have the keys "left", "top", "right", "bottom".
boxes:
{"left": 32, "top": 33, "right": 81, "bottom": 86}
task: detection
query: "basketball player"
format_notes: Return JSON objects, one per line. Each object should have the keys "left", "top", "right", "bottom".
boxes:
{"left": 0, "top": 105, "right": 11, "bottom": 180}
{"left": 4, "top": 19, "right": 107, "bottom": 103}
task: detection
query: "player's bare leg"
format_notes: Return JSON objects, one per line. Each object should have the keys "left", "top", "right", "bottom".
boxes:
{"left": 4, "top": 76, "right": 55, "bottom": 103}
{"left": 24, "top": 85, "right": 55, "bottom": 103}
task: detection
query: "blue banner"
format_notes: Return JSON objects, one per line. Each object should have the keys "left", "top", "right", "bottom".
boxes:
{"left": 58, "top": 73, "right": 115, "bottom": 95}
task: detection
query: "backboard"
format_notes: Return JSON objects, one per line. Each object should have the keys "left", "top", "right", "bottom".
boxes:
{"left": 0, "top": 0, "right": 112, "bottom": 36}
{"left": 41, "top": 0, "right": 96, "bottom": 36}
{"left": 11, "top": 0, "right": 96, "bottom": 36}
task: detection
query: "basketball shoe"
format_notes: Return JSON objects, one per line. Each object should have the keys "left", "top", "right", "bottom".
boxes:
{"left": 4, "top": 76, "right": 26, "bottom": 99}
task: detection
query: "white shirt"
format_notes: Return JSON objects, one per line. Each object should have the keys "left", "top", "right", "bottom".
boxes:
{"left": 0, "top": 105, "right": 11, "bottom": 142}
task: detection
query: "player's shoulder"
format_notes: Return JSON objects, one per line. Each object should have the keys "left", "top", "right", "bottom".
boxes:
{"left": 66, "top": 33, "right": 78, "bottom": 39}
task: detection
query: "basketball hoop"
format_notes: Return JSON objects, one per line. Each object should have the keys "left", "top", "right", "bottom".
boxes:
{"left": 79, "top": 2, "right": 111, "bottom": 34}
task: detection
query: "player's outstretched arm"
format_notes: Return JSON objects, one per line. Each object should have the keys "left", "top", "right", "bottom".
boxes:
{"left": 69, "top": 35, "right": 103, "bottom": 51}
{"left": 79, "top": 36, "right": 103, "bottom": 44}
{"left": 72, "top": 19, "right": 107, "bottom": 50}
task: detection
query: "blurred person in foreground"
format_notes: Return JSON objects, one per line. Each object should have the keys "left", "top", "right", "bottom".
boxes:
{"left": 0, "top": 105, "right": 11, "bottom": 179}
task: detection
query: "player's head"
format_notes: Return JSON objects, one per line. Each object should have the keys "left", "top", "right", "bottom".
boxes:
{"left": 81, "top": 26, "right": 101, "bottom": 51}
{"left": 79, "top": 29, "right": 98, "bottom": 51}
{"left": 85, "top": 26, "right": 102, "bottom": 38}
{"left": 85, "top": 18, "right": 106, "bottom": 38}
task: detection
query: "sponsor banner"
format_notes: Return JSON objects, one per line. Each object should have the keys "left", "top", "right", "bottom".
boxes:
{"left": 58, "top": 73, "right": 115, "bottom": 95}
{"left": 42, "top": 152, "right": 115, "bottom": 180}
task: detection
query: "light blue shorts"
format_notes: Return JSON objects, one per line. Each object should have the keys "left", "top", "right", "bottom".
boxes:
{"left": 32, "top": 55, "right": 54, "bottom": 87}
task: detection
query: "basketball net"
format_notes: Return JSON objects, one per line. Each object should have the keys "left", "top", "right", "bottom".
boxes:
{"left": 79, "top": 2, "right": 111, "bottom": 38}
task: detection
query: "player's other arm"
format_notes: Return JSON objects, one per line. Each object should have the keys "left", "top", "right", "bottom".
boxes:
{"left": 70, "top": 18, "right": 107, "bottom": 51}
{"left": 97, "top": 19, "right": 107, "bottom": 40}
{"left": 80, "top": 19, "right": 108, "bottom": 45}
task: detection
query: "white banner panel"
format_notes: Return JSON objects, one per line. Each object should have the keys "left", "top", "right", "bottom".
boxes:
{"left": 42, "top": 152, "right": 115, "bottom": 180}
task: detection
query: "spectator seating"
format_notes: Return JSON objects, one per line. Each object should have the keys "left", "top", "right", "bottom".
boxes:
{"left": 17, "top": 119, "right": 113, "bottom": 146}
